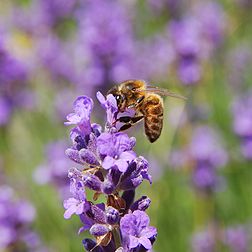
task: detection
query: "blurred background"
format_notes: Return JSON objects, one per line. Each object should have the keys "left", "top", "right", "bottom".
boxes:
{"left": 0, "top": 0, "right": 252, "bottom": 251}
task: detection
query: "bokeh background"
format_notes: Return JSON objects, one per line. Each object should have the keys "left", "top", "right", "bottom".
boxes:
{"left": 1, "top": 0, "right": 252, "bottom": 251}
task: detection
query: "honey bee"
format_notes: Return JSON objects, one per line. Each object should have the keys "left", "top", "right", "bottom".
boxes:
{"left": 107, "top": 79, "right": 186, "bottom": 143}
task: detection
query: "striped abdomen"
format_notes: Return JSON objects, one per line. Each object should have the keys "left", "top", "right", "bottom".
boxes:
{"left": 141, "top": 94, "right": 164, "bottom": 143}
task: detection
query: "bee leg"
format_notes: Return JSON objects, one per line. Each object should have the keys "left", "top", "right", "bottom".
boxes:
{"left": 131, "top": 116, "right": 144, "bottom": 124}
{"left": 117, "top": 116, "right": 144, "bottom": 124}
{"left": 128, "top": 96, "right": 145, "bottom": 108}
{"left": 118, "top": 116, "right": 144, "bottom": 132}
{"left": 119, "top": 123, "right": 133, "bottom": 131}
{"left": 116, "top": 116, "right": 133, "bottom": 123}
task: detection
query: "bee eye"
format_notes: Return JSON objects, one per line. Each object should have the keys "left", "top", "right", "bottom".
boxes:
{"left": 116, "top": 95, "right": 121, "bottom": 102}
{"left": 132, "top": 87, "right": 136, "bottom": 91}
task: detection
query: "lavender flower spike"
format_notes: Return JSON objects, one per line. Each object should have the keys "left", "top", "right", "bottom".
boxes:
{"left": 64, "top": 91, "right": 157, "bottom": 251}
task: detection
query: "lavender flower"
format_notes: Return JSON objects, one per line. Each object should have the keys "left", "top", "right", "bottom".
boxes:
{"left": 192, "top": 230, "right": 215, "bottom": 252}
{"left": 120, "top": 210, "right": 157, "bottom": 250}
{"left": 0, "top": 185, "right": 48, "bottom": 251}
{"left": 232, "top": 93, "right": 252, "bottom": 159}
{"left": 13, "top": 0, "right": 78, "bottom": 32}
{"left": 169, "top": 17, "right": 202, "bottom": 85}
{"left": 189, "top": 126, "right": 228, "bottom": 192}
{"left": 63, "top": 92, "right": 156, "bottom": 251}
{"left": 97, "top": 132, "right": 136, "bottom": 172}
{"left": 224, "top": 226, "right": 248, "bottom": 252}
{"left": 0, "top": 36, "right": 31, "bottom": 126}
{"left": 33, "top": 141, "right": 75, "bottom": 198}
{"left": 76, "top": 0, "right": 135, "bottom": 87}
{"left": 40, "top": 0, "right": 78, "bottom": 26}
{"left": 63, "top": 180, "right": 86, "bottom": 219}
{"left": 192, "top": 225, "right": 249, "bottom": 252}
{"left": 227, "top": 44, "right": 252, "bottom": 92}
{"left": 169, "top": 1, "right": 226, "bottom": 85}
{"left": 192, "top": 1, "right": 226, "bottom": 46}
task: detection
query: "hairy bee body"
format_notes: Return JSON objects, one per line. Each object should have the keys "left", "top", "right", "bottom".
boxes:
{"left": 108, "top": 79, "right": 185, "bottom": 142}
{"left": 139, "top": 93, "right": 164, "bottom": 143}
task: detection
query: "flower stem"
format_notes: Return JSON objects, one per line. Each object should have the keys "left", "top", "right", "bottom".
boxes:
{"left": 112, "top": 227, "right": 122, "bottom": 249}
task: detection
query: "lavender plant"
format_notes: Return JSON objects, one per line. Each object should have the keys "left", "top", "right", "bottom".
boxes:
{"left": 0, "top": 36, "right": 33, "bottom": 126}
{"left": 63, "top": 93, "right": 157, "bottom": 251}
{"left": 192, "top": 225, "right": 249, "bottom": 252}
{"left": 189, "top": 126, "right": 228, "bottom": 192}
{"left": 232, "top": 93, "right": 252, "bottom": 160}
{"left": 169, "top": 1, "right": 226, "bottom": 85}
{"left": 34, "top": 140, "right": 75, "bottom": 199}
{"left": 0, "top": 185, "right": 48, "bottom": 252}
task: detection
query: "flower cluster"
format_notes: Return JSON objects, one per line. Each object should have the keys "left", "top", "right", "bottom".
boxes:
{"left": 189, "top": 126, "right": 228, "bottom": 192}
{"left": 192, "top": 225, "right": 249, "bottom": 252}
{"left": 232, "top": 93, "right": 252, "bottom": 160}
{"left": 0, "top": 185, "right": 48, "bottom": 251}
{"left": 169, "top": 1, "right": 226, "bottom": 85}
{"left": 33, "top": 140, "right": 75, "bottom": 199}
{"left": 0, "top": 36, "right": 33, "bottom": 126}
{"left": 169, "top": 126, "right": 228, "bottom": 192}
{"left": 63, "top": 93, "right": 157, "bottom": 251}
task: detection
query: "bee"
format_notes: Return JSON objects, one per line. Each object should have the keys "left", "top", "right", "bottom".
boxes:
{"left": 107, "top": 79, "right": 186, "bottom": 143}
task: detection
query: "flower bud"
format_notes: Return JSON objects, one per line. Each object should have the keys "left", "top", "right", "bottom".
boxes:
{"left": 65, "top": 148, "right": 82, "bottom": 164}
{"left": 79, "top": 149, "right": 99, "bottom": 165}
{"left": 82, "top": 238, "right": 103, "bottom": 252}
{"left": 101, "top": 180, "right": 115, "bottom": 195}
{"left": 82, "top": 174, "right": 102, "bottom": 191}
{"left": 90, "top": 224, "right": 110, "bottom": 236}
{"left": 105, "top": 206, "right": 119, "bottom": 225}
{"left": 131, "top": 196, "right": 151, "bottom": 211}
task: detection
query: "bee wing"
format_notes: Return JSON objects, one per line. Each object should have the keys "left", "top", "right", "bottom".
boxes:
{"left": 144, "top": 86, "right": 187, "bottom": 100}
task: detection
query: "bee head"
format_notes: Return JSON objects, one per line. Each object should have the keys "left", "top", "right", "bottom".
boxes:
{"left": 107, "top": 86, "right": 126, "bottom": 111}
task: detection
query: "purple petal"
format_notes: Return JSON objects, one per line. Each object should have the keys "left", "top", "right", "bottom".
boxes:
{"left": 120, "top": 213, "right": 136, "bottom": 234}
{"left": 139, "top": 236, "right": 152, "bottom": 250}
{"left": 64, "top": 205, "right": 77, "bottom": 219}
{"left": 80, "top": 213, "right": 94, "bottom": 230}
{"left": 65, "top": 96, "right": 93, "bottom": 135}
{"left": 78, "top": 226, "right": 86, "bottom": 235}
{"left": 128, "top": 235, "right": 139, "bottom": 249}
{"left": 65, "top": 113, "right": 79, "bottom": 125}
{"left": 96, "top": 91, "right": 106, "bottom": 107}
{"left": 63, "top": 198, "right": 78, "bottom": 209}
{"left": 141, "top": 226, "right": 157, "bottom": 239}
{"left": 119, "top": 151, "right": 136, "bottom": 162}
{"left": 97, "top": 133, "right": 115, "bottom": 157}
{"left": 114, "top": 159, "right": 129, "bottom": 172}
{"left": 75, "top": 202, "right": 85, "bottom": 215}
{"left": 102, "top": 156, "right": 116, "bottom": 170}
{"left": 133, "top": 210, "right": 150, "bottom": 228}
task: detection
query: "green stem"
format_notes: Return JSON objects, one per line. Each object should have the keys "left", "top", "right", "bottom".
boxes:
{"left": 112, "top": 227, "right": 122, "bottom": 249}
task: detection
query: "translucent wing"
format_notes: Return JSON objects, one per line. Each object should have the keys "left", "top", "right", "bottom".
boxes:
{"left": 143, "top": 86, "right": 187, "bottom": 100}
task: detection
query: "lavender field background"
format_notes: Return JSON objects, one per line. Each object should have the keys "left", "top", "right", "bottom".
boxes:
{"left": 1, "top": 0, "right": 252, "bottom": 251}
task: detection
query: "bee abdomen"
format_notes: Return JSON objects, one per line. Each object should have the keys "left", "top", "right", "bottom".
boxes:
{"left": 144, "top": 115, "right": 163, "bottom": 142}
{"left": 142, "top": 94, "right": 164, "bottom": 143}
